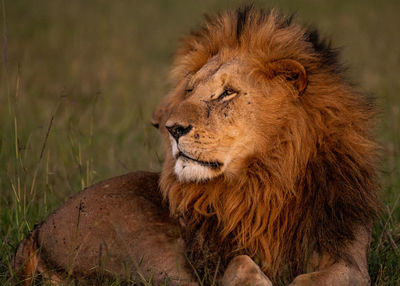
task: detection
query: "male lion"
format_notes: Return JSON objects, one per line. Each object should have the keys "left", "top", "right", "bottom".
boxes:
{"left": 14, "top": 6, "right": 379, "bottom": 286}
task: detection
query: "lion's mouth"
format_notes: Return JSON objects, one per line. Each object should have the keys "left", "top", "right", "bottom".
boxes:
{"left": 177, "top": 151, "right": 222, "bottom": 169}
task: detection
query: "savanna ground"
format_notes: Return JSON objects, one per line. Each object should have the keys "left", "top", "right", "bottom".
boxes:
{"left": 0, "top": 0, "right": 399, "bottom": 285}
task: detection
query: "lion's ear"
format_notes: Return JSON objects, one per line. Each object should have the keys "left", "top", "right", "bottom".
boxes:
{"left": 267, "top": 59, "right": 308, "bottom": 95}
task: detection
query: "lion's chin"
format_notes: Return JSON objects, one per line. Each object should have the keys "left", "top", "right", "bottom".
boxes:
{"left": 174, "top": 157, "right": 221, "bottom": 182}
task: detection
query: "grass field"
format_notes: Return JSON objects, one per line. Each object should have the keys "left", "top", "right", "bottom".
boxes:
{"left": 1, "top": 0, "right": 399, "bottom": 285}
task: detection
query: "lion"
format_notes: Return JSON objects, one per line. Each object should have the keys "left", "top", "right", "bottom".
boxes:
{"left": 13, "top": 6, "right": 379, "bottom": 286}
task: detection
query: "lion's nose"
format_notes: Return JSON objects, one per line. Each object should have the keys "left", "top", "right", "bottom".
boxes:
{"left": 165, "top": 123, "right": 193, "bottom": 141}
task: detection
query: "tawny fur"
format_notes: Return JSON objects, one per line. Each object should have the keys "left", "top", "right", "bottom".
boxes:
{"left": 157, "top": 7, "right": 379, "bottom": 284}
{"left": 13, "top": 172, "right": 196, "bottom": 285}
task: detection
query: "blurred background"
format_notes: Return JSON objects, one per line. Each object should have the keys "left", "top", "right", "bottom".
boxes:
{"left": 1, "top": 0, "right": 399, "bottom": 284}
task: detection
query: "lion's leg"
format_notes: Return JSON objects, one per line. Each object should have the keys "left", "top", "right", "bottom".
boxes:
{"left": 221, "top": 255, "right": 273, "bottom": 286}
{"left": 221, "top": 226, "right": 371, "bottom": 286}
{"left": 289, "top": 226, "right": 371, "bottom": 286}
{"left": 288, "top": 263, "right": 369, "bottom": 286}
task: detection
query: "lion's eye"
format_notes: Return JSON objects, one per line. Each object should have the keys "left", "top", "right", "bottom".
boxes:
{"left": 217, "top": 88, "right": 237, "bottom": 101}
{"left": 185, "top": 88, "right": 193, "bottom": 96}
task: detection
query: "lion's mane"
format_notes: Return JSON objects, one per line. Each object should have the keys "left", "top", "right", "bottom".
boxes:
{"left": 160, "top": 6, "right": 379, "bottom": 283}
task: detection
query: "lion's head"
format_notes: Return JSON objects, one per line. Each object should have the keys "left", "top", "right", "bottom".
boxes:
{"left": 152, "top": 7, "right": 379, "bottom": 283}
{"left": 160, "top": 53, "right": 309, "bottom": 183}
{"left": 164, "top": 56, "right": 308, "bottom": 182}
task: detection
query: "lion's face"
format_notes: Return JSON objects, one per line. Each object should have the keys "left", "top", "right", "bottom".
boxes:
{"left": 165, "top": 56, "right": 258, "bottom": 182}
{"left": 153, "top": 54, "right": 305, "bottom": 182}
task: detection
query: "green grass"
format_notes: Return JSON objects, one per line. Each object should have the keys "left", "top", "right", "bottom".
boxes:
{"left": 1, "top": 0, "right": 399, "bottom": 285}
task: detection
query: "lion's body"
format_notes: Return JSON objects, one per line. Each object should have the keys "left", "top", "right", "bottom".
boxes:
{"left": 13, "top": 172, "right": 195, "bottom": 285}
{"left": 14, "top": 6, "right": 379, "bottom": 286}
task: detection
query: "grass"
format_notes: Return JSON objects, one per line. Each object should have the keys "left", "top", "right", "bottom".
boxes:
{"left": 1, "top": 0, "right": 399, "bottom": 285}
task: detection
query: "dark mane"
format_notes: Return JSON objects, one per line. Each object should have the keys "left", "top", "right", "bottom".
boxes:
{"left": 236, "top": 5, "right": 252, "bottom": 40}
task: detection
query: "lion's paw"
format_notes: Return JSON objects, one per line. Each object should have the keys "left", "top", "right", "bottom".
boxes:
{"left": 221, "top": 255, "right": 273, "bottom": 286}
